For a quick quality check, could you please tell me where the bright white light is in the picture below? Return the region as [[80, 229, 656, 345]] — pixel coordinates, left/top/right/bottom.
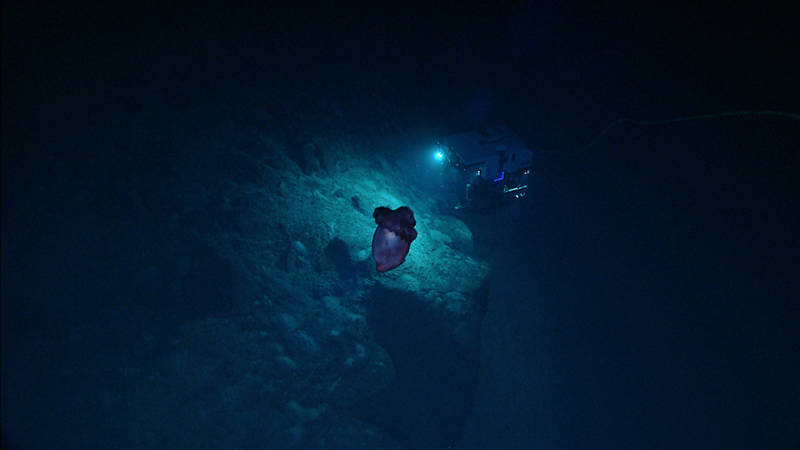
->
[[434, 151, 444, 161]]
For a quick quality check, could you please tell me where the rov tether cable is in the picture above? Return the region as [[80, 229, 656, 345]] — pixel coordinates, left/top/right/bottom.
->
[[539, 110, 800, 157]]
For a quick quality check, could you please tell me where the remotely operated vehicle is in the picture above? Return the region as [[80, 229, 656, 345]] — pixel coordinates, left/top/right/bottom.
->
[[433, 125, 533, 210]]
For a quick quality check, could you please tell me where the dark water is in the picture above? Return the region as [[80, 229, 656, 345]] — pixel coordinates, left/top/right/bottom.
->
[[3, 2, 798, 448]]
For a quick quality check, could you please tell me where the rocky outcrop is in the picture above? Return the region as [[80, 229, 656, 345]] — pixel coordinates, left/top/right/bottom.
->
[[151, 131, 491, 447]]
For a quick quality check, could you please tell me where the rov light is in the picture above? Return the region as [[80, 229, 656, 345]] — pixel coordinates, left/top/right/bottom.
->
[[432, 144, 447, 163], [431, 144, 449, 164]]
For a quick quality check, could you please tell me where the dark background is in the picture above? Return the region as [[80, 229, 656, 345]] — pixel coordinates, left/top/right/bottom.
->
[[3, 1, 799, 448]]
